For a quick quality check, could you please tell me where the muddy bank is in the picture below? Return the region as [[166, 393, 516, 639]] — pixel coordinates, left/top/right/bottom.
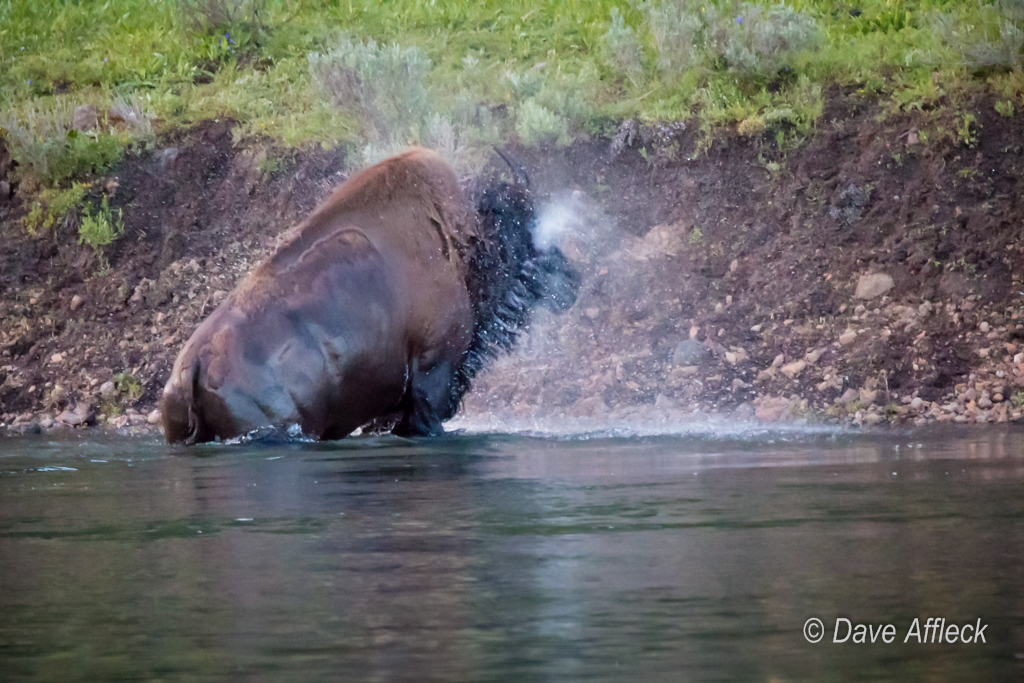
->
[[3, 90, 1024, 435]]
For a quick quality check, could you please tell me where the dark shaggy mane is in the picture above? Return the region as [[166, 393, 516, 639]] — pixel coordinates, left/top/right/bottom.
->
[[444, 178, 579, 417]]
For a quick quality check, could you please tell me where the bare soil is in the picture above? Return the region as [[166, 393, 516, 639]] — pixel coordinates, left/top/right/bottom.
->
[[3, 88, 1024, 434]]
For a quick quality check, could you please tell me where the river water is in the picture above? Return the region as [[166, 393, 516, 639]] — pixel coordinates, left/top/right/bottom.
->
[[1, 425, 1023, 682]]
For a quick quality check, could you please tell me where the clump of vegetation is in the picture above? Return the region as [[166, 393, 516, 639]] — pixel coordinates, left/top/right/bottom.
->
[[23, 182, 88, 235], [0, 98, 134, 186], [113, 371, 143, 403], [178, 0, 266, 34], [0, 99, 74, 181], [515, 100, 570, 147], [78, 195, 124, 255], [704, 1, 823, 81], [964, 0, 1024, 70], [603, 8, 644, 85], [309, 34, 433, 164], [640, 0, 705, 76]]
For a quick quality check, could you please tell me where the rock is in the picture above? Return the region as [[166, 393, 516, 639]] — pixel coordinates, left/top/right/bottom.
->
[[980, 321, 990, 333], [733, 402, 755, 420], [72, 104, 98, 132], [964, 387, 977, 402], [11, 420, 41, 435], [780, 360, 806, 379], [99, 381, 117, 398], [978, 396, 993, 410], [772, 354, 785, 367], [585, 307, 600, 319], [39, 417, 55, 429], [147, 409, 162, 425], [862, 413, 883, 426], [50, 353, 63, 363], [573, 395, 608, 417], [838, 330, 858, 345], [854, 273, 894, 299], [804, 348, 824, 364], [839, 388, 859, 403], [755, 396, 792, 422], [854, 304, 866, 316], [910, 397, 924, 410], [0, 181, 9, 200], [725, 352, 737, 364], [673, 339, 710, 367], [859, 388, 878, 406], [56, 406, 94, 427], [750, 324, 762, 333], [70, 294, 84, 311]]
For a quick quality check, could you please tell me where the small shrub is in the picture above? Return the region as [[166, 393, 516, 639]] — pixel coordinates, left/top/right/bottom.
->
[[515, 99, 569, 147], [79, 195, 124, 253], [109, 94, 156, 143], [1, 99, 130, 184], [308, 34, 432, 149], [964, 0, 1024, 70], [996, 99, 1015, 117], [638, 0, 704, 75], [113, 371, 143, 403], [603, 8, 644, 85], [425, 112, 478, 173], [0, 99, 73, 181], [956, 112, 979, 147], [503, 67, 544, 100], [23, 182, 88, 235], [179, 0, 266, 33], [704, 1, 822, 81], [1012, 391, 1024, 409]]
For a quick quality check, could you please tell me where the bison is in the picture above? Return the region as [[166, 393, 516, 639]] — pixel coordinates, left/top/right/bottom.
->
[[161, 147, 577, 443]]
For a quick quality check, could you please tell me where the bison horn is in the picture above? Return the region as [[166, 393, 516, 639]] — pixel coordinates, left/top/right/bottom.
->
[[493, 147, 530, 189]]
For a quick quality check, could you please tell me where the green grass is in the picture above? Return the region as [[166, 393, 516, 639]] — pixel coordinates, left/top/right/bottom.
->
[[1, 0, 1023, 192]]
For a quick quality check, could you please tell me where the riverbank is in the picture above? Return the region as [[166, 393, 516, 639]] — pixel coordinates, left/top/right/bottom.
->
[[3, 84, 1024, 436]]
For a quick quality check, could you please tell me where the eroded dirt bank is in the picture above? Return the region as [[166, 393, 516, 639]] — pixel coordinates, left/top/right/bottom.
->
[[3, 89, 1024, 436]]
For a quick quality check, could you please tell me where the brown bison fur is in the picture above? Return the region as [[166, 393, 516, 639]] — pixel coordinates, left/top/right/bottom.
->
[[162, 147, 577, 443]]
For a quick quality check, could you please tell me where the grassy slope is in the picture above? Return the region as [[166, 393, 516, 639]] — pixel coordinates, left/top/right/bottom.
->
[[1, 0, 1023, 198]]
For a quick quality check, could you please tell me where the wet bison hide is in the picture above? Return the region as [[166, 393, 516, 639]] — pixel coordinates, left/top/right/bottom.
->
[[162, 147, 577, 443]]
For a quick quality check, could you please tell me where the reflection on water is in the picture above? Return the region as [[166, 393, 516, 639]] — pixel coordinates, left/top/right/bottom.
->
[[2, 426, 1024, 682]]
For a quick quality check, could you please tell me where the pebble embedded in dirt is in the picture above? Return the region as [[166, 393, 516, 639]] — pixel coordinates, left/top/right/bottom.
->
[[854, 273, 895, 300], [672, 339, 710, 367]]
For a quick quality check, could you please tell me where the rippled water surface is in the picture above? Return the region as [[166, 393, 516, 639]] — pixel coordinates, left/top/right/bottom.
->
[[2, 426, 1024, 682]]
